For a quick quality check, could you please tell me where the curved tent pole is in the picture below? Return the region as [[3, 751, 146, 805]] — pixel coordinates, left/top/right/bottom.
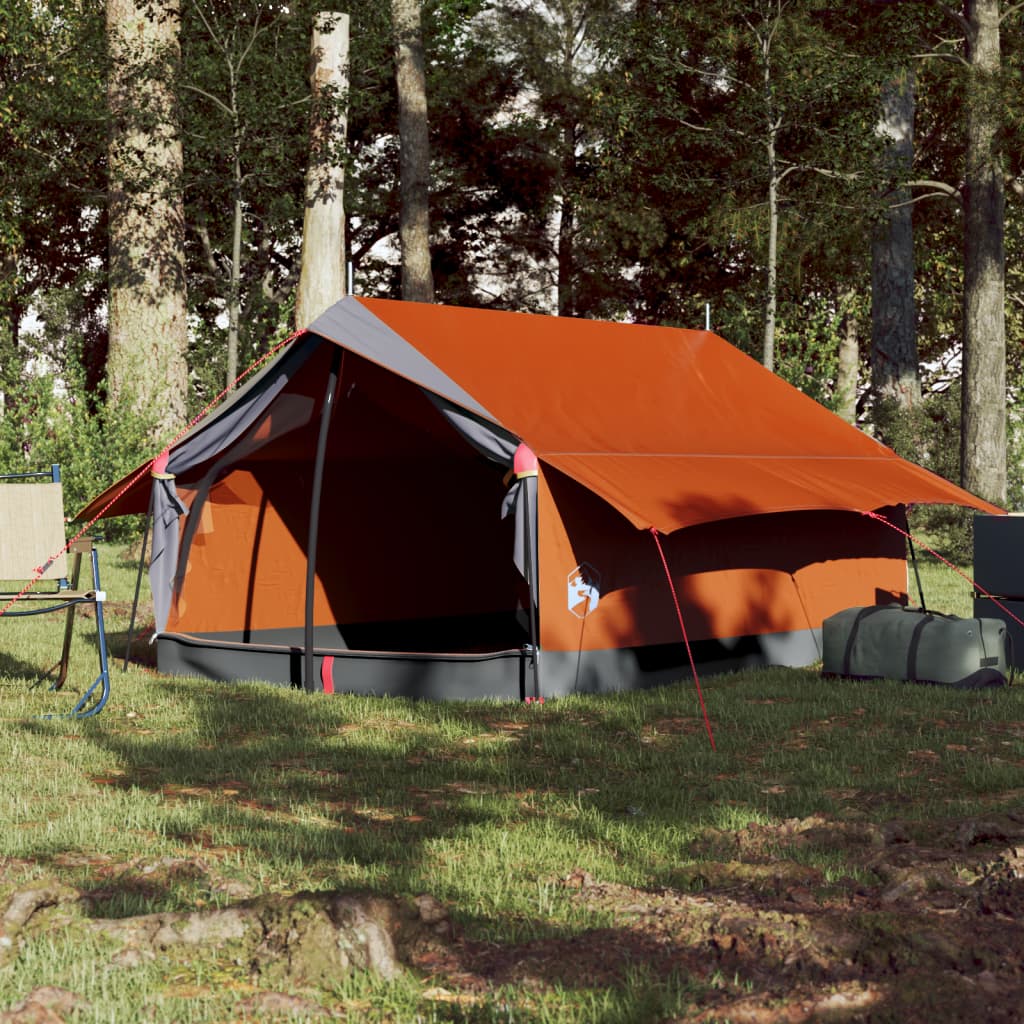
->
[[304, 346, 343, 693]]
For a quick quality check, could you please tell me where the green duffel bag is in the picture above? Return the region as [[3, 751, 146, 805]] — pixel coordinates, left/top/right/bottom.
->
[[822, 605, 1012, 689]]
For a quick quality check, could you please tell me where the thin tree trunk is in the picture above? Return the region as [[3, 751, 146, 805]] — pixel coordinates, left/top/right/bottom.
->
[[228, 143, 243, 386], [870, 68, 921, 421], [296, 11, 350, 330], [106, 0, 189, 445], [764, 136, 779, 372], [836, 291, 860, 425], [759, 8, 779, 373], [392, 0, 433, 302], [557, 123, 576, 318], [960, 0, 1006, 504]]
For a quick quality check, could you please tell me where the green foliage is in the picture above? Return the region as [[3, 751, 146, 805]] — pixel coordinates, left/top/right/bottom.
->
[[0, 296, 150, 537], [2, 0, 1023, 509], [874, 390, 974, 563], [0, 1, 107, 319], [582, 0, 885, 336]]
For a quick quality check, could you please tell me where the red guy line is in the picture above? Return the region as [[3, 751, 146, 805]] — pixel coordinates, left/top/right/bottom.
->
[[862, 510, 1024, 632], [649, 526, 717, 751]]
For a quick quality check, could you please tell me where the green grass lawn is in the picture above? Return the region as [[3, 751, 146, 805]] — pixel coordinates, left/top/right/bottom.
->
[[0, 544, 1021, 1022]]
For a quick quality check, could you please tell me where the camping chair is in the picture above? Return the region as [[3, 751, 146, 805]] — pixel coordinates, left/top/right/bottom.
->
[[0, 465, 111, 717]]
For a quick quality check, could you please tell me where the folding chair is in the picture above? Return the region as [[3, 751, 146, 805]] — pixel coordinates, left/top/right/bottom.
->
[[0, 465, 111, 717]]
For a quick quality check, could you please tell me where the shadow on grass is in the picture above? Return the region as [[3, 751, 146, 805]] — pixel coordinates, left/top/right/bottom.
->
[[12, 672, 1021, 1021], [0, 650, 54, 683]]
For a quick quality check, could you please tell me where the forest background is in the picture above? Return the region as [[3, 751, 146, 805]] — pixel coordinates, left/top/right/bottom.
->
[[1, 0, 1023, 542]]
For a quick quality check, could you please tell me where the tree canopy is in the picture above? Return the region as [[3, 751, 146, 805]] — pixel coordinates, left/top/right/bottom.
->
[[2, 0, 1023, 506]]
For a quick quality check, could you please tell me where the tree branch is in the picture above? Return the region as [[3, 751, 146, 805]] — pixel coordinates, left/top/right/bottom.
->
[[1000, 2, 1024, 24], [906, 179, 962, 199], [912, 48, 968, 66], [180, 83, 233, 119]]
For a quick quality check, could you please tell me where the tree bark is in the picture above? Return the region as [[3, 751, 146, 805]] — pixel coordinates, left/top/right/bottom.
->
[[836, 292, 860, 425], [106, 0, 189, 445], [392, 0, 434, 302], [960, 0, 1006, 504], [757, 9, 780, 373], [870, 69, 921, 420], [557, 121, 576, 318], [764, 128, 779, 372], [296, 12, 350, 330]]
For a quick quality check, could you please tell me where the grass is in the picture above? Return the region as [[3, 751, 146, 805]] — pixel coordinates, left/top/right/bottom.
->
[[0, 544, 1021, 1021]]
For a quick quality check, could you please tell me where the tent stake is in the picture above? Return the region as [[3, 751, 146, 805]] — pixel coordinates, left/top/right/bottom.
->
[[305, 347, 342, 693]]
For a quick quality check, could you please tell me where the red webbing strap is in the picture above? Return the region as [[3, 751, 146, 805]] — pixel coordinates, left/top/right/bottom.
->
[[0, 330, 303, 619], [649, 527, 717, 751], [862, 510, 1024, 632], [321, 655, 335, 695]]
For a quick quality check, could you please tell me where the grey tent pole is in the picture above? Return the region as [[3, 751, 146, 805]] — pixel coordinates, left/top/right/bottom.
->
[[523, 478, 541, 700], [304, 346, 342, 693], [122, 486, 155, 671]]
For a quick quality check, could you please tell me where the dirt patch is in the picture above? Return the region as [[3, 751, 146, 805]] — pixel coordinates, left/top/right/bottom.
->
[[437, 812, 1024, 1021], [3, 814, 1024, 1021]]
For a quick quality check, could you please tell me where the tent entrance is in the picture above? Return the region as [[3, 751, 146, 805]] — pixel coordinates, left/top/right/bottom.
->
[[163, 347, 531, 686]]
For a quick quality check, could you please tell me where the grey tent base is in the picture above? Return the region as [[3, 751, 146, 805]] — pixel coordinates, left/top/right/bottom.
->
[[155, 625, 822, 700]]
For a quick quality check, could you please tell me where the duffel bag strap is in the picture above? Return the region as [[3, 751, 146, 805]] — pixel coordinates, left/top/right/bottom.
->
[[906, 613, 933, 683], [842, 606, 888, 677]]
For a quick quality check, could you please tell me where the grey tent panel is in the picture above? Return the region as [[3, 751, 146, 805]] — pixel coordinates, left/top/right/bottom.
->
[[308, 297, 499, 424], [150, 340, 319, 632], [155, 625, 821, 700]]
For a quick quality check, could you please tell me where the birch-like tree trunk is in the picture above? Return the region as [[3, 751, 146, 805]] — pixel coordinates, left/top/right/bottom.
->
[[835, 291, 860, 425], [763, 123, 779, 372], [392, 0, 434, 302], [756, 6, 780, 373], [296, 12, 350, 330], [960, 0, 1006, 504], [106, 0, 189, 445], [870, 69, 921, 419], [556, 121, 576, 317]]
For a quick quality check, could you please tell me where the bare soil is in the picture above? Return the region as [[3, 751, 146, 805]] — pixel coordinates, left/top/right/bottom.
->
[[432, 811, 1024, 1022], [2, 811, 1023, 1022]]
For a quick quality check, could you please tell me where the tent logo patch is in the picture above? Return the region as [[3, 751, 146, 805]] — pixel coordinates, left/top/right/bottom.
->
[[567, 563, 601, 619]]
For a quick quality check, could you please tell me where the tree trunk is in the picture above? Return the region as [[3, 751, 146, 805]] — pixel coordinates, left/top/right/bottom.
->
[[759, 11, 779, 373], [870, 68, 921, 423], [296, 12, 350, 330], [392, 0, 433, 302], [106, 0, 189, 446], [557, 122, 576, 318], [763, 138, 779, 372], [960, 0, 1006, 504], [227, 145, 243, 386], [836, 292, 860, 425]]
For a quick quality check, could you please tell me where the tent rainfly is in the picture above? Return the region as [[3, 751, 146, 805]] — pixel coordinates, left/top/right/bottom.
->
[[79, 297, 1003, 700]]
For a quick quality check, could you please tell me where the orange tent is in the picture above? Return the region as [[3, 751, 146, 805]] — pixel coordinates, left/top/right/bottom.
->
[[81, 297, 1001, 699]]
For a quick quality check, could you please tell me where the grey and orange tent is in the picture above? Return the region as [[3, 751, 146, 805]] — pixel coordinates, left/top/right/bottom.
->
[[79, 297, 1002, 700]]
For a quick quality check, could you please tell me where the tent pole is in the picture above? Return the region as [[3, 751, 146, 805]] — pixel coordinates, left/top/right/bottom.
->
[[304, 347, 342, 693], [523, 479, 541, 700], [908, 535, 928, 614], [122, 487, 154, 672]]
